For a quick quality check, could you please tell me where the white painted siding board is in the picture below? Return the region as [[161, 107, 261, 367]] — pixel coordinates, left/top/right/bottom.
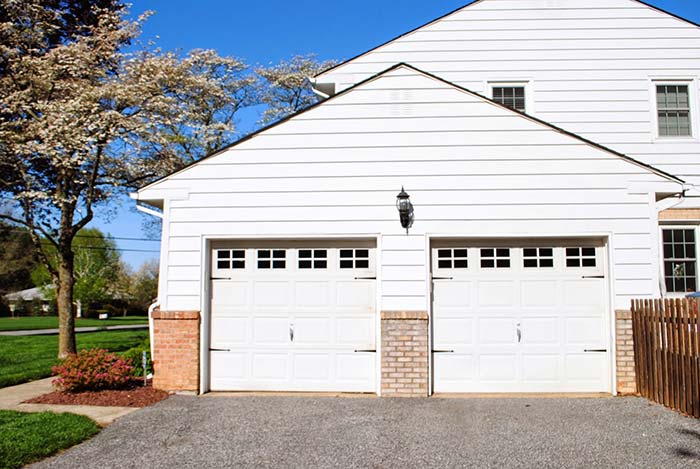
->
[[168, 205, 652, 223], [167, 161, 655, 180], [175, 190, 642, 208], [382, 250, 426, 266]]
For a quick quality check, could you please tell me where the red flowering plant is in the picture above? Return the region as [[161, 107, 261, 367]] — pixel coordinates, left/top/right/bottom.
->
[[51, 348, 135, 392]]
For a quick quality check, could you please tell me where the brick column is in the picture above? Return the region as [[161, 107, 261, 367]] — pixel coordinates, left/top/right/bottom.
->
[[615, 309, 636, 395], [380, 311, 429, 397], [152, 310, 200, 392]]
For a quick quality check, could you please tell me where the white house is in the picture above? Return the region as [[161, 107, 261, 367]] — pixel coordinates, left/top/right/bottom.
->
[[133, 0, 700, 397]]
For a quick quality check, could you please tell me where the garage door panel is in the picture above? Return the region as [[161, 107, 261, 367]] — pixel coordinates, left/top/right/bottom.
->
[[293, 354, 331, 380], [210, 352, 248, 382], [211, 317, 248, 346], [336, 316, 374, 345], [565, 354, 607, 382], [294, 282, 330, 307], [565, 317, 605, 344], [210, 242, 377, 393], [434, 318, 473, 346], [212, 281, 248, 308], [479, 355, 517, 381], [293, 317, 331, 344], [563, 280, 604, 308], [521, 317, 560, 345], [252, 353, 289, 380], [434, 354, 474, 390], [336, 281, 374, 309], [478, 281, 516, 306], [433, 281, 471, 307], [522, 355, 560, 381], [479, 318, 517, 344], [253, 282, 290, 307], [336, 354, 375, 383], [520, 281, 557, 307], [253, 317, 290, 344], [432, 242, 610, 393]]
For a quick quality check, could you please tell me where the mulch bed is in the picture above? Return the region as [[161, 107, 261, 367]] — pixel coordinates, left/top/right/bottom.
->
[[24, 379, 170, 408]]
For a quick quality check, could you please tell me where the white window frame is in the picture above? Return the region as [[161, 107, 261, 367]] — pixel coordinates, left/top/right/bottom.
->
[[487, 80, 533, 114], [659, 225, 699, 297], [649, 78, 699, 142]]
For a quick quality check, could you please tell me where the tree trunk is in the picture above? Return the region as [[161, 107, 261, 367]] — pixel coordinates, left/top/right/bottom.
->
[[56, 249, 76, 358]]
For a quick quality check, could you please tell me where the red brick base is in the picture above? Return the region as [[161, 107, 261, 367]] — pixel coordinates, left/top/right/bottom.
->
[[616, 309, 636, 395], [152, 310, 200, 392], [380, 311, 429, 397]]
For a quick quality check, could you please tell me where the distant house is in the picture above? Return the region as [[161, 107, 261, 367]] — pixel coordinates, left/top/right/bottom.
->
[[132, 0, 700, 397], [4, 287, 52, 315]]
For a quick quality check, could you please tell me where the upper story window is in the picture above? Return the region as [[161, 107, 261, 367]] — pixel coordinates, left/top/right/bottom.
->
[[657, 84, 691, 137], [492, 86, 526, 112]]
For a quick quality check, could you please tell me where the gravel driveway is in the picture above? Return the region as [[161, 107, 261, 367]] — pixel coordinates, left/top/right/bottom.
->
[[33, 395, 700, 468]]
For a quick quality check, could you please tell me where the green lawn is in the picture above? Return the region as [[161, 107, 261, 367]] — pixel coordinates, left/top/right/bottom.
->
[[0, 410, 99, 468], [0, 329, 149, 389], [0, 316, 147, 331]]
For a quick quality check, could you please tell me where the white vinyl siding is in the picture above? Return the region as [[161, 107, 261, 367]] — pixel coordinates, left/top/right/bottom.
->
[[140, 66, 675, 312], [314, 0, 700, 182]]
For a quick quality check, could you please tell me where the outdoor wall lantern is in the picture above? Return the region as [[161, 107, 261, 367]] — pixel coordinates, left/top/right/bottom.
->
[[396, 186, 414, 233]]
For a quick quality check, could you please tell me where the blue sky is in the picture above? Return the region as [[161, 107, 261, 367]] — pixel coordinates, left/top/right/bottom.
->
[[95, 0, 700, 268]]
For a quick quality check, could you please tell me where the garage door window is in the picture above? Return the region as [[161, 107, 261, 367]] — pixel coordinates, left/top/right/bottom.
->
[[437, 248, 468, 269], [523, 248, 554, 268], [565, 247, 596, 267], [480, 248, 510, 268], [216, 249, 245, 269], [257, 249, 286, 269], [662, 228, 697, 293], [339, 249, 369, 269], [299, 249, 328, 269]]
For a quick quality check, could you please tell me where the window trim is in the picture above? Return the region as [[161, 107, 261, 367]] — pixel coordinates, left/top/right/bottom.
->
[[487, 80, 533, 114], [650, 78, 698, 142], [660, 225, 699, 296]]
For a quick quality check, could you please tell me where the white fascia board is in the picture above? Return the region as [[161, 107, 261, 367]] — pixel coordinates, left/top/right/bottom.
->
[[626, 180, 685, 195]]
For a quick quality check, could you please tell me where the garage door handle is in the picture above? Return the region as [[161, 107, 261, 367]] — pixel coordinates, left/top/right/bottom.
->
[[432, 276, 453, 280], [433, 350, 454, 353], [581, 275, 604, 279], [354, 349, 376, 353], [209, 348, 230, 352], [584, 349, 607, 353], [354, 276, 376, 280]]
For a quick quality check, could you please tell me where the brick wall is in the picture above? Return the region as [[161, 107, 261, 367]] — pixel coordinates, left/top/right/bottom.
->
[[380, 311, 429, 397], [152, 310, 200, 392], [615, 309, 636, 395], [658, 208, 700, 220]]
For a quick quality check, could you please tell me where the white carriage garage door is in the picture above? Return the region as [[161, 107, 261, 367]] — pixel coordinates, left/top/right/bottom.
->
[[209, 240, 377, 392], [432, 239, 611, 393]]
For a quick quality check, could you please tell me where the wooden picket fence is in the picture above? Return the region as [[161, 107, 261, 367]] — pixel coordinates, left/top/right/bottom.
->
[[630, 299, 700, 418]]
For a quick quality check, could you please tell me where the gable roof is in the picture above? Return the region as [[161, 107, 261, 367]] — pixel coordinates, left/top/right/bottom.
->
[[313, 0, 700, 83], [137, 62, 683, 196]]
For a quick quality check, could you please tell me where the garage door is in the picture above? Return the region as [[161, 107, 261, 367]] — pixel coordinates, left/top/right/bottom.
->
[[432, 240, 610, 393], [209, 240, 376, 392]]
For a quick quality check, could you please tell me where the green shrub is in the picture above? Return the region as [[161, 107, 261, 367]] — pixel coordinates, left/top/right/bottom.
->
[[51, 348, 134, 392], [121, 338, 152, 377]]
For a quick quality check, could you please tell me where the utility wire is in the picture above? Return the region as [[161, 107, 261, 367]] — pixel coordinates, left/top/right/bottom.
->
[[7, 229, 160, 242]]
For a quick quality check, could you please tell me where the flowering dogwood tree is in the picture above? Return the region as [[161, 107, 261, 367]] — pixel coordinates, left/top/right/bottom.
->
[[257, 54, 338, 125], [0, 1, 258, 357]]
